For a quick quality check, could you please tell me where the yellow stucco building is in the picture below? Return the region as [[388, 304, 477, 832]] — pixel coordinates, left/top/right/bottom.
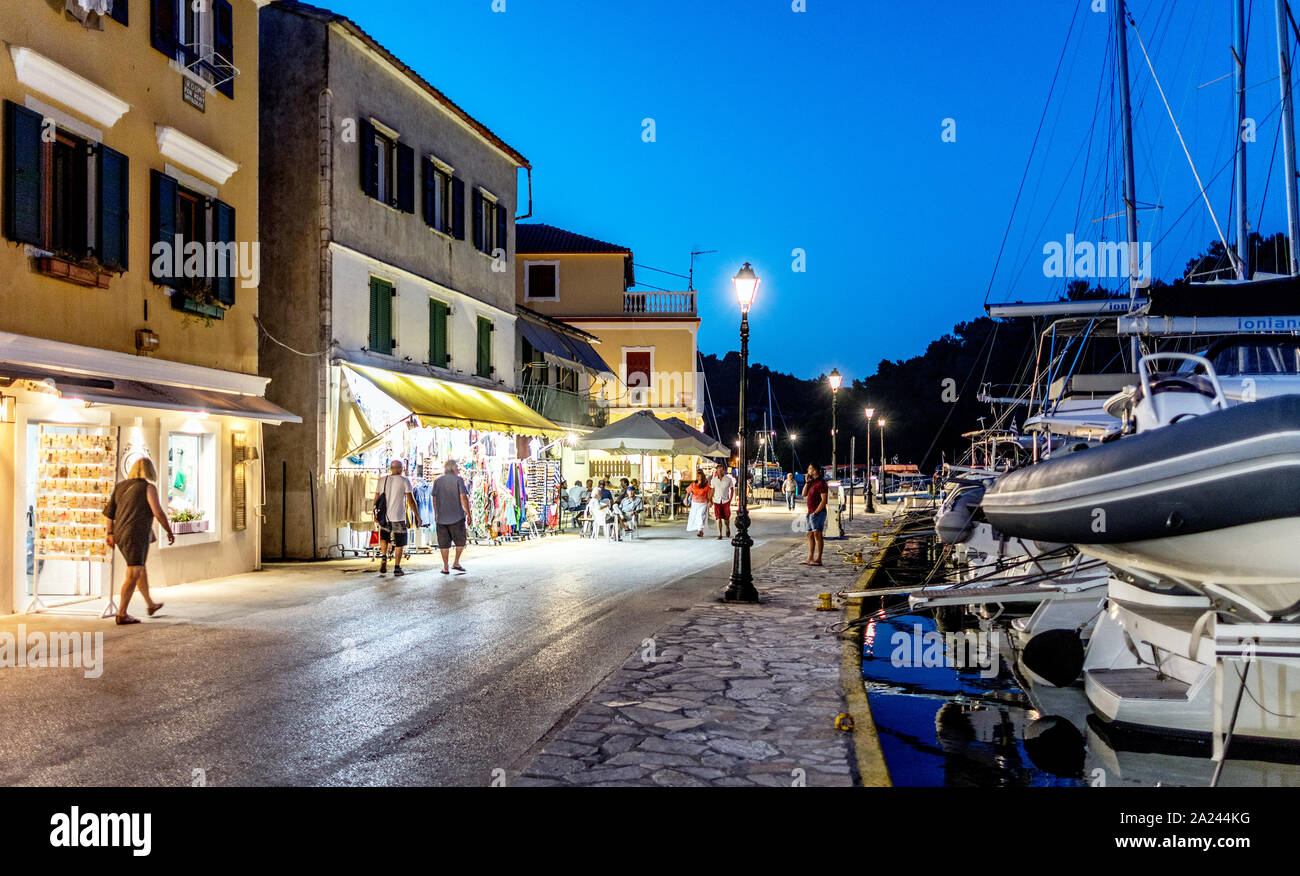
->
[[0, 0, 296, 616]]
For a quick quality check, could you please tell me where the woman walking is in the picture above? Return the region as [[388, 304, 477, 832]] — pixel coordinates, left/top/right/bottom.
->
[[103, 457, 174, 624], [685, 468, 712, 538]]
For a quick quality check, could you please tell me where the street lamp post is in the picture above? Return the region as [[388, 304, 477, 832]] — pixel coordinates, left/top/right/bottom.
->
[[864, 407, 875, 513], [725, 263, 760, 603], [828, 368, 842, 481], [878, 418, 888, 505]]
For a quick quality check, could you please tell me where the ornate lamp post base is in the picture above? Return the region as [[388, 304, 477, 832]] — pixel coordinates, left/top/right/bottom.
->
[[723, 508, 758, 602]]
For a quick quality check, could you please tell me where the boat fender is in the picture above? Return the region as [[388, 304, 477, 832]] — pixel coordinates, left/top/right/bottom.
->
[[1023, 716, 1086, 778], [1021, 628, 1085, 688]]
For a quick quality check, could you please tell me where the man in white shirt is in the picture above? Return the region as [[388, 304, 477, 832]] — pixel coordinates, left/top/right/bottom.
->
[[375, 459, 422, 576], [709, 463, 735, 540]]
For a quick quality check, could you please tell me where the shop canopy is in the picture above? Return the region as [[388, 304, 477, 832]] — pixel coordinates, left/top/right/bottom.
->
[[517, 319, 611, 375], [576, 410, 728, 457], [333, 379, 378, 462], [343, 363, 567, 439], [0, 362, 301, 423]]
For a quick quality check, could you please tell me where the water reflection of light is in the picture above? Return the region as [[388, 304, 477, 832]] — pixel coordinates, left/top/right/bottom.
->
[[862, 607, 886, 652]]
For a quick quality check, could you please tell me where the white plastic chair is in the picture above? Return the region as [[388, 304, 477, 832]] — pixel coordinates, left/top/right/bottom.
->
[[587, 498, 615, 541]]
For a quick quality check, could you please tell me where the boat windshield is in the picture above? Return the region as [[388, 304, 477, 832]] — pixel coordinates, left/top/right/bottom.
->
[[1197, 340, 1300, 376]]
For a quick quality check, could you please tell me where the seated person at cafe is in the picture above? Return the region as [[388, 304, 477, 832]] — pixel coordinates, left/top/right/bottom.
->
[[615, 486, 644, 533]]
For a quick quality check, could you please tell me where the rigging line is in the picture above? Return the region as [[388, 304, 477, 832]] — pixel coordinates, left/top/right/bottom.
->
[[915, 321, 999, 471], [630, 280, 675, 293], [1128, 10, 1240, 274], [981, 0, 1085, 307]]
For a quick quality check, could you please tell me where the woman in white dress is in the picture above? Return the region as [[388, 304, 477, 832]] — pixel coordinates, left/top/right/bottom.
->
[[685, 469, 711, 537]]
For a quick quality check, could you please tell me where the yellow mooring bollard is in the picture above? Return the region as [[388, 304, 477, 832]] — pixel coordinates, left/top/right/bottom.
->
[[834, 713, 855, 731], [871, 532, 880, 544], [815, 592, 835, 611]]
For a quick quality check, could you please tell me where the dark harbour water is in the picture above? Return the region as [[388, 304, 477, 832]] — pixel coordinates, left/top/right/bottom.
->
[[861, 610, 1300, 788]]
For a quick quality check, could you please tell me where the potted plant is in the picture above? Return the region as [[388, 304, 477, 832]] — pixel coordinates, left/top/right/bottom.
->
[[168, 507, 209, 534]]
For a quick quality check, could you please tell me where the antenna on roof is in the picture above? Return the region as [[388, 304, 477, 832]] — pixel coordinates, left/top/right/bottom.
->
[[688, 250, 717, 291]]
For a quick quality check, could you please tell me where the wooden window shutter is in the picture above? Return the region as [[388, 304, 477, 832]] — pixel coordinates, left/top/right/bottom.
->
[[476, 317, 492, 378], [421, 159, 435, 228], [429, 299, 448, 366], [395, 142, 415, 213], [109, 0, 128, 25], [359, 119, 378, 198], [212, 198, 236, 306], [495, 202, 507, 257], [451, 177, 465, 240], [369, 277, 393, 354], [149, 169, 178, 286], [3, 101, 44, 247], [150, 0, 178, 56], [214, 0, 234, 98], [471, 190, 483, 252], [96, 144, 129, 271]]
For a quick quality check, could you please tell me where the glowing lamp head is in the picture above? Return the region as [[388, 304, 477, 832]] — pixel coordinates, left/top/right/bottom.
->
[[732, 262, 759, 313], [865, 407, 875, 420], [828, 368, 842, 393]]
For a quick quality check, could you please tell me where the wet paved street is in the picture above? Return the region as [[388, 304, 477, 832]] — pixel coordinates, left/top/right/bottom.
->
[[0, 508, 801, 786]]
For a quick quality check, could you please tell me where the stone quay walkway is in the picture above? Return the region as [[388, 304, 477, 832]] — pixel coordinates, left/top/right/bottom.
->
[[513, 507, 892, 787]]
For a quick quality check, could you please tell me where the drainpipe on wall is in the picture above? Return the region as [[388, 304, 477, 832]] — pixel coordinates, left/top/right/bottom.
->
[[317, 86, 334, 560]]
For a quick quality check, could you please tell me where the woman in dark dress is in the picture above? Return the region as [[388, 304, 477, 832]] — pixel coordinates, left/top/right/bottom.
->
[[103, 457, 174, 625]]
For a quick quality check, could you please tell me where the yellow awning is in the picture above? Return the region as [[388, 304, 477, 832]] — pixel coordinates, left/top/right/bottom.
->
[[343, 363, 567, 439], [333, 379, 379, 463]]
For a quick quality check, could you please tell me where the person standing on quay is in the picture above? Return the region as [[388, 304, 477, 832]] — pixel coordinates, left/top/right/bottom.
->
[[709, 462, 735, 540], [802, 463, 829, 567], [782, 472, 797, 510], [685, 469, 712, 538], [430, 459, 472, 574], [103, 457, 173, 624]]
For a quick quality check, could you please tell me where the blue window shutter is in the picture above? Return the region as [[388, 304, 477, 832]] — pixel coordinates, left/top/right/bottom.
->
[[214, 0, 234, 98], [109, 0, 128, 25], [496, 202, 507, 257], [150, 169, 177, 286], [451, 177, 465, 240], [151, 0, 178, 56], [395, 142, 414, 213], [212, 198, 236, 306], [359, 119, 378, 198], [3, 100, 43, 247], [421, 159, 434, 227], [96, 145, 129, 271], [471, 189, 483, 252]]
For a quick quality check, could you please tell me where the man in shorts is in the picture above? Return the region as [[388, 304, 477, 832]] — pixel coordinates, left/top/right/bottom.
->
[[709, 463, 735, 540], [432, 459, 473, 574], [803, 463, 829, 567], [377, 460, 422, 576]]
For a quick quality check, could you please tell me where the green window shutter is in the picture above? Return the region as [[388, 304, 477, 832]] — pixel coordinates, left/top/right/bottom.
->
[[421, 159, 435, 227], [212, 198, 235, 305], [149, 169, 177, 286], [495, 202, 507, 257], [96, 144, 129, 271], [359, 119, 378, 199], [471, 189, 483, 252], [369, 277, 393, 354], [429, 299, 448, 366], [4, 100, 44, 247], [451, 177, 465, 240], [395, 142, 415, 213], [476, 317, 492, 378]]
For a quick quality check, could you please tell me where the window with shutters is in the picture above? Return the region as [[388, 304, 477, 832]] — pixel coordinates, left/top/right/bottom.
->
[[423, 158, 454, 235], [149, 169, 237, 315], [625, 349, 653, 406], [476, 316, 494, 379], [521, 337, 547, 388], [3, 101, 130, 282], [360, 121, 414, 213], [473, 188, 503, 256], [428, 298, 449, 367], [524, 261, 558, 301], [369, 277, 395, 355], [152, 0, 237, 98]]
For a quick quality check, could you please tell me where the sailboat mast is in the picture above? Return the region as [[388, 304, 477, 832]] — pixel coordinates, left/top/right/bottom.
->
[[1236, 0, 1251, 280], [1277, 0, 1300, 274], [1116, 0, 1141, 302]]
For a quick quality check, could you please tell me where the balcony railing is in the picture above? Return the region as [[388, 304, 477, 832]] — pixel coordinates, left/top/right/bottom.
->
[[623, 291, 696, 316], [520, 384, 608, 429]]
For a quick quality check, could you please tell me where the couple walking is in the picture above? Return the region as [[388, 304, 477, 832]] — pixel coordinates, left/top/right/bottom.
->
[[375, 459, 472, 576], [685, 463, 735, 540]]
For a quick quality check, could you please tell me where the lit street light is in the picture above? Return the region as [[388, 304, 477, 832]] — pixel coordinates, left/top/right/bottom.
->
[[828, 367, 842, 481], [864, 407, 875, 513], [877, 417, 888, 504], [724, 263, 760, 603]]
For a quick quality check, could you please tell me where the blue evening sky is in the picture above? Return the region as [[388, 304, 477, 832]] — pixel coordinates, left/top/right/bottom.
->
[[320, 0, 1285, 381]]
